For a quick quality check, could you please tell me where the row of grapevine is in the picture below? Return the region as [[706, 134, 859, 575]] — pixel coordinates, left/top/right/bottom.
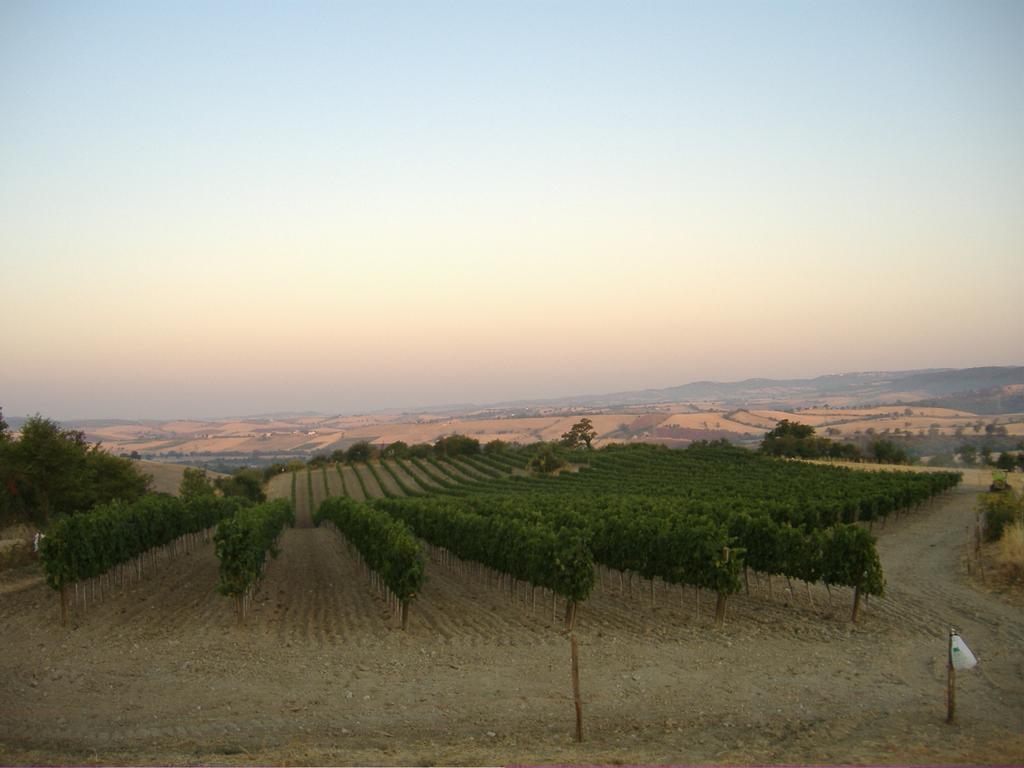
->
[[434, 444, 961, 533], [377, 490, 886, 624], [213, 498, 294, 623], [378, 460, 424, 497], [372, 497, 594, 628], [315, 496, 425, 628], [40, 494, 245, 624]]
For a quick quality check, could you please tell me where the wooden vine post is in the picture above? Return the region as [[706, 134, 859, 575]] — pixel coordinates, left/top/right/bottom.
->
[[851, 584, 862, 623], [944, 626, 977, 724], [401, 600, 410, 630], [570, 633, 583, 743], [946, 627, 956, 724], [714, 546, 730, 628], [60, 585, 69, 626]]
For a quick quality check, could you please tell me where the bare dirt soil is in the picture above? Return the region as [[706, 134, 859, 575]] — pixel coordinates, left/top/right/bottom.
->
[[1, 486, 1022, 765]]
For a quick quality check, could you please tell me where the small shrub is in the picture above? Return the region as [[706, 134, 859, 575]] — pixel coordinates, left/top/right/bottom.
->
[[980, 490, 1022, 542]]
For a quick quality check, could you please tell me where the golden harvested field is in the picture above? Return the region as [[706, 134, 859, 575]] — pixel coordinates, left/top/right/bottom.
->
[[136, 461, 227, 495], [660, 412, 760, 434], [75, 404, 1024, 460], [800, 406, 978, 419]]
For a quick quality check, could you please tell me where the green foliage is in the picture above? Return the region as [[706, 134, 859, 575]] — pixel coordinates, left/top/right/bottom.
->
[[365, 461, 398, 498], [345, 441, 376, 463], [40, 494, 243, 590], [307, 453, 330, 468], [382, 441, 411, 459], [560, 418, 597, 449], [260, 462, 291, 483], [483, 439, 511, 455], [979, 489, 1023, 542], [820, 525, 885, 596], [214, 468, 266, 503], [434, 434, 481, 458], [373, 496, 595, 602], [408, 443, 433, 458], [351, 463, 372, 498], [527, 446, 565, 474], [995, 452, 1019, 471], [408, 442, 958, 598], [869, 439, 912, 465], [213, 499, 294, 597], [0, 415, 150, 525], [760, 419, 862, 460], [179, 467, 215, 501], [315, 497, 425, 601], [765, 420, 816, 441], [378, 459, 422, 496], [958, 444, 978, 466]]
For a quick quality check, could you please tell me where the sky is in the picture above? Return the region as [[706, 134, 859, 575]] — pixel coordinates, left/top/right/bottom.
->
[[2, 1, 1022, 420]]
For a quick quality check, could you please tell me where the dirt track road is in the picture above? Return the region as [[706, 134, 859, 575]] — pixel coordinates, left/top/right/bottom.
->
[[1, 485, 1021, 765]]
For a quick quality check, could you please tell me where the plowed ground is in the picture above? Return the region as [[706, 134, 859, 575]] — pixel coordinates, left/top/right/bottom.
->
[[1, 486, 1022, 765]]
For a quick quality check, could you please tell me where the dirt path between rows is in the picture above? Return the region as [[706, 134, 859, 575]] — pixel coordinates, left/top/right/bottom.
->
[[1, 487, 1021, 765]]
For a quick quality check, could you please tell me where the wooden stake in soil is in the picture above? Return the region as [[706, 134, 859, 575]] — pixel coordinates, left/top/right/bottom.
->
[[60, 585, 69, 626], [946, 627, 956, 724], [851, 584, 862, 624], [570, 633, 583, 743]]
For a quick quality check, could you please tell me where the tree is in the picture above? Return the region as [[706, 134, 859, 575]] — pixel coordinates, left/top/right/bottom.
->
[[980, 445, 995, 466], [382, 441, 410, 459], [345, 441, 375, 463], [995, 452, 1018, 471], [958, 444, 978, 467], [869, 439, 911, 465], [527, 446, 566, 474], [180, 467, 215, 500], [307, 453, 330, 468], [0, 415, 149, 524], [214, 468, 266, 503], [434, 434, 480, 457], [560, 418, 597, 450]]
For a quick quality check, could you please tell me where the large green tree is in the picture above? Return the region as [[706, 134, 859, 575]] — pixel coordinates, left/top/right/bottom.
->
[[433, 434, 480, 457], [561, 418, 597, 449], [214, 468, 266, 503], [0, 415, 150, 524], [179, 467, 216, 500]]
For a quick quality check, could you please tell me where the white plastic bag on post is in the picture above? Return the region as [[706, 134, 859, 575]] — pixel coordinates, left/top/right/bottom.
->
[[951, 634, 977, 670]]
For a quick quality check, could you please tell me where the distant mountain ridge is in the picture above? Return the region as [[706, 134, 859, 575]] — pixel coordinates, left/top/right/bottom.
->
[[6, 366, 1022, 426], [490, 366, 1024, 410]]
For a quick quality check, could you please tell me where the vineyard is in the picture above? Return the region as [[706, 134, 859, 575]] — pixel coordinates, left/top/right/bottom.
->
[[258, 443, 960, 631], [11, 444, 1024, 765], [35, 444, 960, 633]]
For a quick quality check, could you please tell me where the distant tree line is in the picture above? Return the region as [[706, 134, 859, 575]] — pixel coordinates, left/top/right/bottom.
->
[[303, 434, 489, 469], [759, 420, 912, 465]]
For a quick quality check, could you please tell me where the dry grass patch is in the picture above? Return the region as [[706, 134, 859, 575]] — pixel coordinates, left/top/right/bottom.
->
[[996, 523, 1024, 582]]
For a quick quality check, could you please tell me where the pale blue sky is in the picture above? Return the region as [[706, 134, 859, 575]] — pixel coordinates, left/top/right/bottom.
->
[[2, 1, 1022, 418]]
